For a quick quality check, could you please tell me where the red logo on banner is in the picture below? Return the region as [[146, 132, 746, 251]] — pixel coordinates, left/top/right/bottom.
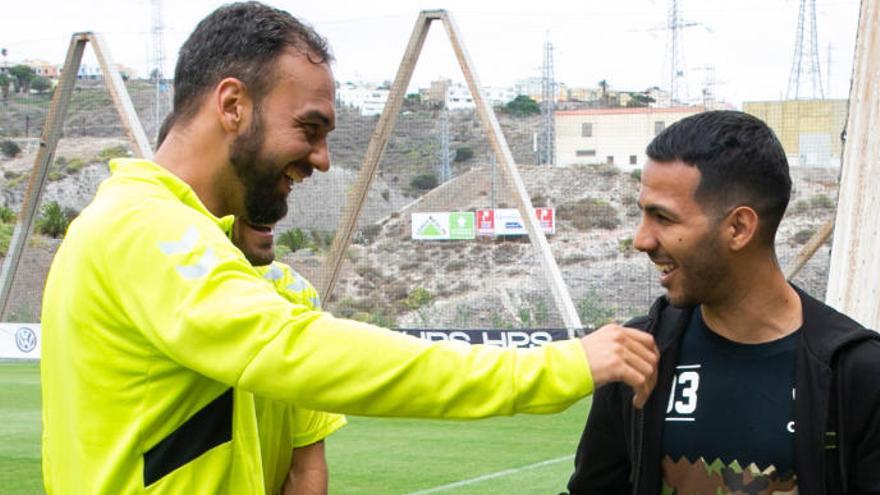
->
[[535, 208, 555, 234], [476, 209, 495, 236]]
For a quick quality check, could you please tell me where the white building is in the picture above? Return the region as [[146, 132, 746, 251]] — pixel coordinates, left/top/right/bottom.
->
[[555, 106, 704, 168], [445, 82, 474, 110], [336, 82, 390, 116], [483, 86, 517, 107]]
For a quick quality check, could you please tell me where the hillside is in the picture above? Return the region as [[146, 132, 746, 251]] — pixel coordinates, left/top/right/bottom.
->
[[0, 105, 838, 328]]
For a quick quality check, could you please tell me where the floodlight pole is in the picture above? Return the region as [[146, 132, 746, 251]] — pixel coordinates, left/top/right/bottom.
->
[[0, 33, 152, 320]]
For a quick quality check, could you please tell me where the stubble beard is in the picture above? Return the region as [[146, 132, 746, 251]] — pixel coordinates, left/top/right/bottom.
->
[[667, 229, 728, 308]]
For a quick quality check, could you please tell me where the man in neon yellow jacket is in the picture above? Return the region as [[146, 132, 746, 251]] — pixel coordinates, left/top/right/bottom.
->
[[41, 3, 659, 494], [233, 216, 344, 494]]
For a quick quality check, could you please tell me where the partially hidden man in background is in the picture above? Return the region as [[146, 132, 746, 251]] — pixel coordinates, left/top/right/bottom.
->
[[40, 2, 660, 493], [565, 111, 880, 495], [237, 216, 345, 495]]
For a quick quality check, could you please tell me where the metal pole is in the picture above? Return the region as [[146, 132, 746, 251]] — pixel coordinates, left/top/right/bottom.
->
[[0, 34, 88, 319], [440, 12, 582, 333], [318, 11, 441, 302]]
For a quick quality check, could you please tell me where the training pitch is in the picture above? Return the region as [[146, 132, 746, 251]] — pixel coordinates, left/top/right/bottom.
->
[[0, 361, 590, 494]]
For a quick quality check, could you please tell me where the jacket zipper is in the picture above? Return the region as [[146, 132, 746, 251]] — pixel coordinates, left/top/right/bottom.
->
[[632, 407, 645, 494]]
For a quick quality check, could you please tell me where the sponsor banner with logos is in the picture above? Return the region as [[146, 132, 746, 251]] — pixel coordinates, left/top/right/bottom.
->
[[475, 208, 555, 236], [396, 328, 569, 348], [0, 324, 41, 359], [411, 212, 475, 240]]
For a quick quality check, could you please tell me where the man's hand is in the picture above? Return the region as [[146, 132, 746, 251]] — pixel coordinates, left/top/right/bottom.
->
[[579, 324, 659, 409]]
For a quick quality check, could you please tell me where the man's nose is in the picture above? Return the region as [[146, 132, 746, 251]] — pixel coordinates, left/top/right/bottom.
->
[[633, 218, 656, 253], [310, 139, 330, 172]]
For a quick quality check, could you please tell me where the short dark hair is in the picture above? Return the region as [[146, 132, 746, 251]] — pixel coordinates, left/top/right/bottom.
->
[[646, 110, 791, 245], [172, 1, 333, 124]]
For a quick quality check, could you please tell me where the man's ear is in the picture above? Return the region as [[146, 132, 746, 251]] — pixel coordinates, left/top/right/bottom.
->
[[214, 77, 252, 134], [724, 205, 759, 252]]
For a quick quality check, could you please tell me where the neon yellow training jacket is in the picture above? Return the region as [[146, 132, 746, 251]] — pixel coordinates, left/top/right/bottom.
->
[[41, 159, 594, 494], [253, 261, 345, 494]]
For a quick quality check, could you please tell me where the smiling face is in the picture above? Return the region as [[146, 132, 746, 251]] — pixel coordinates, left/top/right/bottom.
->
[[635, 159, 730, 307], [229, 49, 335, 226], [231, 216, 276, 267]]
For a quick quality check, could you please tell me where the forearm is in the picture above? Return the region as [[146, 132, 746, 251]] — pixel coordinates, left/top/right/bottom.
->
[[283, 441, 328, 495], [239, 316, 593, 418]]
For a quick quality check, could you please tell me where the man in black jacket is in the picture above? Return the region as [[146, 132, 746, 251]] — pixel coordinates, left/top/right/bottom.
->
[[567, 111, 880, 494]]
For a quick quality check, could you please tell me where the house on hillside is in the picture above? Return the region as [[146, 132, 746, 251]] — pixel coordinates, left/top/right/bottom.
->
[[21, 59, 59, 78], [555, 106, 704, 168], [336, 81, 390, 116]]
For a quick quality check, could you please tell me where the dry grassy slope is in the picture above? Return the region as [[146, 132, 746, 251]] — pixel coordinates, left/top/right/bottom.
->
[[319, 165, 839, 329]]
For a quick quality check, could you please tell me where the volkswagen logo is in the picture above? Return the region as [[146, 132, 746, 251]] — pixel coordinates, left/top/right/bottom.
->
[[15, 327, 37, 353]]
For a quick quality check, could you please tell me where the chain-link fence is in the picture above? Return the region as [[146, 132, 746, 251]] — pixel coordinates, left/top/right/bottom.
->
[[0, 7, 851, 330]]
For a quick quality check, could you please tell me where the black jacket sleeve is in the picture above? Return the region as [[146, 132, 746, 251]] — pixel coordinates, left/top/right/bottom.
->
[[567, 382, 632, 494], [842, 339, 880, 493]]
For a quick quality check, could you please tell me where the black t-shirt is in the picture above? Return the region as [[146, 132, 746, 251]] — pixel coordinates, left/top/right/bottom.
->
[[661, 308, 800, 494]]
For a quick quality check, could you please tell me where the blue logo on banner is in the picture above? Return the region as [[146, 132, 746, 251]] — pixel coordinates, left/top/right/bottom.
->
[[15, 327, 37, 353]]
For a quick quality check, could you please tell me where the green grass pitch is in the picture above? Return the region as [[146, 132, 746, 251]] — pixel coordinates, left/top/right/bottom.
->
[[0, 361, 591, 494]]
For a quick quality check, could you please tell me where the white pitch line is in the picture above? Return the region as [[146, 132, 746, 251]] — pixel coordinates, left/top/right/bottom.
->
[[402, 454, 575, 495]]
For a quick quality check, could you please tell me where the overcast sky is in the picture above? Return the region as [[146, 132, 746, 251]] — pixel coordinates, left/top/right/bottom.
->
[[0, 0, 863, 106]]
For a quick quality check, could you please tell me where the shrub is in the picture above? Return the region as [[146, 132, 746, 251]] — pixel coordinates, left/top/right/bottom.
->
[[277, 228, 308, 253], [96, 145, 131, 163], [530, 193, 548, 207], [65, 158, 88, 174], [810, 194, 835, 209], [404, 287, 433, 310], [0, 205, 15, 223], [517, 307, 532, 328], [503, 95, 540, 117], [578, 290, 614, 330], [309, 230, 335, 252], [793, 228, 815, 245], [0, 223, 13, 255], [791, 199, 810, 214], [446, 259, 467, 272], [557, 198, 620, 231], [1, 140, 21, 158], [35, 201, 76, 238], [273, 244, 291, 259], [410, 173, 438, 190], [629, 168, 642, 181], [454, 146, 474, 162], [369, 310, 397, 328], [618, 237, 634, 253]]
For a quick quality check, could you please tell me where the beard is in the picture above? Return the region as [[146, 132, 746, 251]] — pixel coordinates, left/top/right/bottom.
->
[[229, 110, 289, 225], [666, 228, 729, 308]]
